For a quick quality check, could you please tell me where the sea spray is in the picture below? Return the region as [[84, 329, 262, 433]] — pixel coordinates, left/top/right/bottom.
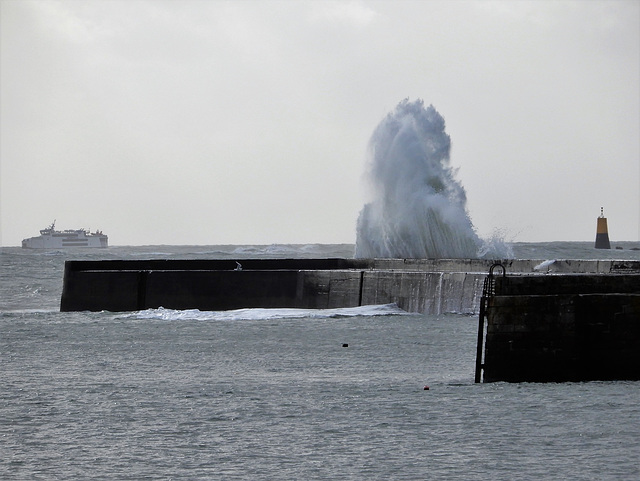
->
[[356, 99, 483, 258]]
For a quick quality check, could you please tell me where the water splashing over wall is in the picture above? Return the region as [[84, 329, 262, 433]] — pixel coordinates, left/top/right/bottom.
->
[[356, 99, 490, 258]]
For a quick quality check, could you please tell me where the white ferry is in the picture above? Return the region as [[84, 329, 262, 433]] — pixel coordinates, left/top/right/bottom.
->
[[22, 221, 108, 249]]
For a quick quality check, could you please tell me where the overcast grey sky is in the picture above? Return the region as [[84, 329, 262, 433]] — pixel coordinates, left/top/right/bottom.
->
[[1, 0, 638, 246]]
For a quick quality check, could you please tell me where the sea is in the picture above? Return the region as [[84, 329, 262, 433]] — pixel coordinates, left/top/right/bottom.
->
[[1, 242, 639, 480]]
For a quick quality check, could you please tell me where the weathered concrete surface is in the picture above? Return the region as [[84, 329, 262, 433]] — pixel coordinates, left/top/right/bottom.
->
[[60, 258, 640, 313], [59, 258, 500, 313], [482, 274, 640, 382]]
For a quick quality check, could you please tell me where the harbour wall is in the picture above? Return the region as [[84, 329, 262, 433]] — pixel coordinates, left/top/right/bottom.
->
[[481, 273, 640, 382], [60, 258, 640, 314]]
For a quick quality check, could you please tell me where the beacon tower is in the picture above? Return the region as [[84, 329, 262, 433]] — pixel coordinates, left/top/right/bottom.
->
[[595, 207, 611, 249]]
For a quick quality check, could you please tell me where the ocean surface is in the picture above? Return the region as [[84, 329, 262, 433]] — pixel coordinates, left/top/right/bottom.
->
[[1, 242, 639, 480]]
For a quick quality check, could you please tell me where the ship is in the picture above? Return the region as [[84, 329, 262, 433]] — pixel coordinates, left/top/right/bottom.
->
[[22, 221, 108, 249]]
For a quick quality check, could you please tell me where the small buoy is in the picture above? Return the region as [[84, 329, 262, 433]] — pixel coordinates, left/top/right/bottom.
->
[[342, 343, 349, 348], [423, 385, 430, 390]]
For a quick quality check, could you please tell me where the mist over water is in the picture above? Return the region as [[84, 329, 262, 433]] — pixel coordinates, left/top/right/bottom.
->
[[356, 99, 510, 259]]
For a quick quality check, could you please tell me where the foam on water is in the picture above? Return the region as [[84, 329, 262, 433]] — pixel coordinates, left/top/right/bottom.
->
[[122, 303, 408, 322], [356, 99, 511, 259]]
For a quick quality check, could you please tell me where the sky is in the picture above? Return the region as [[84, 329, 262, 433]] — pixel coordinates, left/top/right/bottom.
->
[[1, 0, 639, 246]]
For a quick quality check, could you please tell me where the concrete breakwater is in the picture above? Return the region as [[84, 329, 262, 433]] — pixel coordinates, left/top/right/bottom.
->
[[60, 258, 640, 314], [481, 272, 640, 382]]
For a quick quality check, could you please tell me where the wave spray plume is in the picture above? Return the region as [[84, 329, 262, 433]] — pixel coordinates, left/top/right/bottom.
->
[[356, 99, 484, 259]]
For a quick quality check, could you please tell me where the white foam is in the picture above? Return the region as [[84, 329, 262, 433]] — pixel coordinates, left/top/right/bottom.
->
[[122, 303, 408, 322], [1, 308, 58, 314]]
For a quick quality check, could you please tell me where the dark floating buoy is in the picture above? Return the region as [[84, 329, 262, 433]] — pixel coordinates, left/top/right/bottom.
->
[[423, 385, 430, 390], [342, 343, 349, 348], [595, 207, 611, 249]]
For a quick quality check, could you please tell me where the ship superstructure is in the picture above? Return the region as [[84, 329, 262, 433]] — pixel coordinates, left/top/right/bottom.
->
[[22, 221, 108, 248]]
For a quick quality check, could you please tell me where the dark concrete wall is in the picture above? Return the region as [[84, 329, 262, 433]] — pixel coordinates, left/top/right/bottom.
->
[[60, 261, 489, 314], [61, 267, 346, 312], [494, 273, 640, 296], [60, 258, 640, 314], [482, 274, 640, 382]]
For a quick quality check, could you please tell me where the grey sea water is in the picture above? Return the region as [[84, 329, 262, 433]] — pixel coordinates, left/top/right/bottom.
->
[[1, 243, 639, 480]]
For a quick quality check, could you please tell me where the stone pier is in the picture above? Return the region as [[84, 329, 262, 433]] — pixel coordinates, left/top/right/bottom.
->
[[61, 258, 497, 314], [481, 273, 640, 382], [61, 257, 639, 315]]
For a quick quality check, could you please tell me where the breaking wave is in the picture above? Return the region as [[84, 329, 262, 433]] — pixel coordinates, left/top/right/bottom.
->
[[355, 98, 511, 259]]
